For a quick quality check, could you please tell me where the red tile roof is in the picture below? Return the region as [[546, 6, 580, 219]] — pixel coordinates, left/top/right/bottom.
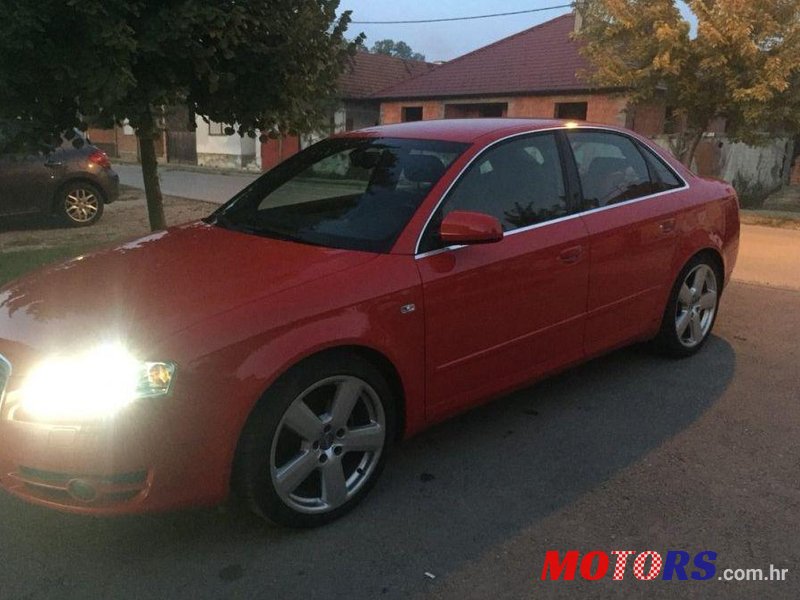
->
[[373, 13, 596, 99], [338, 51, 435, 99]]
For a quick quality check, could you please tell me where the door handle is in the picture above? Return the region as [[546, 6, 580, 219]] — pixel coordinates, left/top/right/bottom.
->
[[558, 246, 583, 264], [659, 218, 677, 234], [44, 160, 64, 168]]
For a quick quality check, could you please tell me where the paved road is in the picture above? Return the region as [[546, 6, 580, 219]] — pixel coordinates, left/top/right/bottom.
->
[[733, 225, 800, 290], [115, 164, 257, 204], [0, 281, 798, 600]]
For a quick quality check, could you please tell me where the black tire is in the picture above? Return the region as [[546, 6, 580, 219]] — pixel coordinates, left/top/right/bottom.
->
[[56, 181, 104, 227], [233, 352, 396, 528], [652, 253, 723, 358]]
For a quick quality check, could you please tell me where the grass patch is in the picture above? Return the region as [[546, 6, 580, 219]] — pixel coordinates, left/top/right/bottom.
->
[[0, 245, 98, 287]]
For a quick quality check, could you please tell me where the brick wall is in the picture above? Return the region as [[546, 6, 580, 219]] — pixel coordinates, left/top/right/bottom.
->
[[379, 93, 664, 136], [380, 101, 444, 124], [86, 125, 167, 161], [791, 158, 800, 186]]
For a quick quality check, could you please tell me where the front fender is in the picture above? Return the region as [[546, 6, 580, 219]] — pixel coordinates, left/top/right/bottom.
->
[[157, 255, 425, 499]]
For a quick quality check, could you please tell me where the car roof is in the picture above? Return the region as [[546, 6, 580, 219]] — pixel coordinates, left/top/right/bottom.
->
[[340, 118, 578, 143]]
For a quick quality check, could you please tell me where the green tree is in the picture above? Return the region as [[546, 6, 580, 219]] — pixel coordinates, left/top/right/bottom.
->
[[0, 0, 361, 230], [576, 0, 800, 166], [370, 39, 426, 61]]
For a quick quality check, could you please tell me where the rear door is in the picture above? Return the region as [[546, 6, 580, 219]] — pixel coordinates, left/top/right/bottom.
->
[[416, 132, 590, 420], [564, 129, 688, 355]]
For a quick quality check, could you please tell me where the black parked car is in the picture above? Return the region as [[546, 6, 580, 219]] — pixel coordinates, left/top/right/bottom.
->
[[0, 136, 119, 227]]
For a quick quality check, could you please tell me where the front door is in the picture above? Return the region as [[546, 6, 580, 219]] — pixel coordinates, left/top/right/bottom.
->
[[416, 132, 590, 420]]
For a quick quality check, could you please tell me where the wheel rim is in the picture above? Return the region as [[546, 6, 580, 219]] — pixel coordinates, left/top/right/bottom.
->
[[675, 264, 718, 348], [270, 375, 386, 514], [64, 188, 99, 223]]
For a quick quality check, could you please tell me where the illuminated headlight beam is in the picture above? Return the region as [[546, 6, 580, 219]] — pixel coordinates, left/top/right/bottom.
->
[[19, 343, 175, 421]]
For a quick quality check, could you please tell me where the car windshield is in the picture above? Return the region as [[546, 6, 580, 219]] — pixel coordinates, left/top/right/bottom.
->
[[213, 137, 468, 253]]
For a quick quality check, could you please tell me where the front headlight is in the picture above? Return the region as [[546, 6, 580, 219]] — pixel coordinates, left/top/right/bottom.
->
[[19, 343, 176, 421]]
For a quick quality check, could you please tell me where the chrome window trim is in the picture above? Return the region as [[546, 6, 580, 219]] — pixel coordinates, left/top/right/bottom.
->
[[413, 125, 690, 259]]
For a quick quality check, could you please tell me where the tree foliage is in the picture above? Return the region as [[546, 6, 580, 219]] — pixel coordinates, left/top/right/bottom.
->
[[0, 0, 362, 229], [576, 0, 800, 165], [370, 39, 426, 61]]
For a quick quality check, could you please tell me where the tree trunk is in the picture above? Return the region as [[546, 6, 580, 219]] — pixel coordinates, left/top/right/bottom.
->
[[136, 114, 167, 231], [681, 131, 704, 171]]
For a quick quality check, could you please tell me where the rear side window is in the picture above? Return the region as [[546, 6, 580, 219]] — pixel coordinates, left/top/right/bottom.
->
[[637, 143, 684, 192], [567, 131, 657, 209]]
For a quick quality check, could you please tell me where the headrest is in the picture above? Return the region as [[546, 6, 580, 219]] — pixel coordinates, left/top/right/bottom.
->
[[588, 156, 629, 175], [403, 154, 446, 183]]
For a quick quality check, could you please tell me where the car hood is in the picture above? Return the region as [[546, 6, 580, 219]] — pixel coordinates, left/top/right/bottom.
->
[[0, 221, 376, 361]]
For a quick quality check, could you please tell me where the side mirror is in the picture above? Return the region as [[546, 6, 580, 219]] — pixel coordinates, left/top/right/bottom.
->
[[440, 210, 504, 245]]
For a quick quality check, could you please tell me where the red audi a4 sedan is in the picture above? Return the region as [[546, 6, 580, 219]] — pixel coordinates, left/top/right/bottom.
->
[[0, 119, 739, 527]]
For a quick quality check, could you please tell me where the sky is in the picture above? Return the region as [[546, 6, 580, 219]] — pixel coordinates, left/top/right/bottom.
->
[[337, 1, 695, 62]]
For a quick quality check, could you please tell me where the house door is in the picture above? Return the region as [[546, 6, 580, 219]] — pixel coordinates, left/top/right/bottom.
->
[[261, 135, 301, 171], [167, 131, 198, 165]]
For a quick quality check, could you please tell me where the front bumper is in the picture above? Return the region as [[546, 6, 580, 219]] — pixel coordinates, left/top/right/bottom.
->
[[0, 373, 232, 516], [0, 415, 154, 513]]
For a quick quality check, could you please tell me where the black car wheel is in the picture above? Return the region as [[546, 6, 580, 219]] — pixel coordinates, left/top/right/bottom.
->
[[233, 352, 396, 528], [57, 182, 104, 227]]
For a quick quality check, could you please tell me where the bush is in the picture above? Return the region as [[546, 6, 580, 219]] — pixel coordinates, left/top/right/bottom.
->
[[732, 174, 772, 209]]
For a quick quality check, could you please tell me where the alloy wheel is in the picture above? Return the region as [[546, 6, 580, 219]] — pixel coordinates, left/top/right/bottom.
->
[[675, 264, 718, 348], [270, 375, 386, 514], [64, 188, 99, 223]]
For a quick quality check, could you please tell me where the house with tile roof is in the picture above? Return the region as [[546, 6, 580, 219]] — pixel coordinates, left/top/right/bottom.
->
[[252, 51, 433, 170], [89, 51, 434, 170], [374, 11, 666, 137], [256, 50, 435, 170], [197, 50, 434, 171], [335, 50, 435, 131]]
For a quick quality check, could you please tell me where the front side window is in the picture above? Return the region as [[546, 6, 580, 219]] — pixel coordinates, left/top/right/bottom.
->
[[567, 131, 655, 209], [419, 133, 568, 252], [215, 137, 467, 253]]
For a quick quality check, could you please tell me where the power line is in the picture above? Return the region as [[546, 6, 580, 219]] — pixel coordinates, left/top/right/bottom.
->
[[351, 4, 574, 25]]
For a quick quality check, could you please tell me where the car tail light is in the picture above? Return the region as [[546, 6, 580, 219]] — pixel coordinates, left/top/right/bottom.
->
[[88, 150, 111, 169]]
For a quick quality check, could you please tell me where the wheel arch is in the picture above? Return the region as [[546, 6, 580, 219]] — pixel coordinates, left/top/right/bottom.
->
[[655, 246, 726, 338], [229, 343, 408, 498], [291, 345, 407, 443], [690, 247, 725, 289], [235, 343, 408, 453]]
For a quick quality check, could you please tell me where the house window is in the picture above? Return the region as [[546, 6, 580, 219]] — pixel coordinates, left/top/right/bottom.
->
[[555, 102, 588, 121], [444, 103, 508, 119], [208, 121, 226, 136], [402, 107, 423, 122]]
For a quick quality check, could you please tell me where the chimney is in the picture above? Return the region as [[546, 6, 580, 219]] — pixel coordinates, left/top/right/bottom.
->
[[574, 0, 588, 33]]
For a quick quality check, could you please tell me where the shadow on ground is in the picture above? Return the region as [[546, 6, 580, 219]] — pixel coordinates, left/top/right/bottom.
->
[[0, 337, 735, 599], [0, 214, 63, 234]]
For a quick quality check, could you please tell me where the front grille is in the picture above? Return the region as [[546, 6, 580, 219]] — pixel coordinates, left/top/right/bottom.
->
[[0, 353, 10, 408]]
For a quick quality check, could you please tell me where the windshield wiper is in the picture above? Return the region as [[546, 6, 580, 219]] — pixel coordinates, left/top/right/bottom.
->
[[210, 212, 257, 234], [211, 213, 317, 245]]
